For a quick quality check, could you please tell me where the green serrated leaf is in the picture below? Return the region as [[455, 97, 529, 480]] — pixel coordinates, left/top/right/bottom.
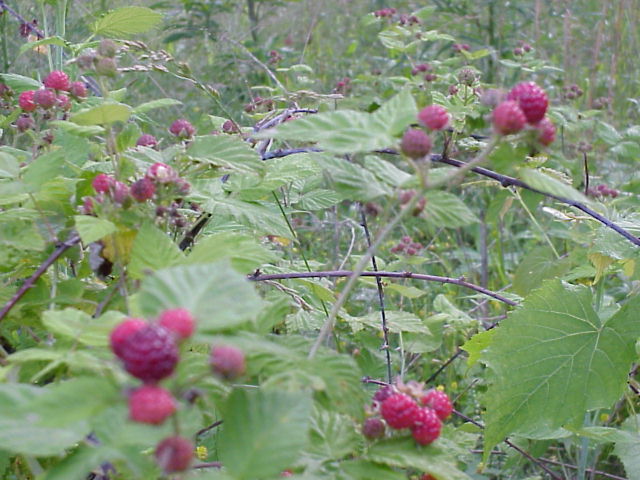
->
[[519, 168, 591, 205], [207, 197, 292, 239], [74, 215, 117, 244], [322, 156, 391, 201], [461, 329, 496, 367], [18, 36, 66, 57], [128, 223, 184, 279], [370, 88, 418, 136], [0, 73, 41, 92], [72, 103, 131, 126], [188, 135, 264, 174], [307, 407, 360, 460], [423, 191, 478, 228], [295, 189, 341, 211], [92, 7, 163, 38], [138, 262, 263, 332], [219, 389, 312, 480], [482, 281, 640, 458], [614, 415, 640, 480], [132, 98, 181, 114], [513, 246, 572, 296], [50, 120, 105, 137], [0, 152, 19, 178], [185, 232, 276, 272]]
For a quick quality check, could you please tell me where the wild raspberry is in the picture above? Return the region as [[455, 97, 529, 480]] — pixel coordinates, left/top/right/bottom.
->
[[398, 189, 416, 205], [147, 162, 177, 183], [492, 101, 526, 135], [120, 324, 179, 382], [136, 134, 158, 148], [43, 70, 70, 91], [380, 394, 420, 429], [129, 385, 176, 424], [169, 119, 195, 139], [420, 475, 436, 480], [411, 407, 442, 445], [130, 177, 156, 202], [418, 105, 450, 131], [412, 196, 426, 216], [110, 318, 147, 358], [401, 129, 432, 159], [210, 345, 246, 380], [507, 81, 548, 123], [80, 196, 95, 215], [421, 389, 453, 421], [92, 173, 115, 194], [33, 89, 57, 109], [96, 57, 117, 77], [98, 39, 118, 58], [112, 181, 130, 204], [155, 436, 194, 473], [175, 178, 191, 195], [158, 308, 195, 340], [362, 417, 386, 439], [222, 119, 239, 133], [69, 81, 88, 99], [16, 115, 34, 132], [18, 90, 36, 112], [56, 94, 71, 111], [536, 117, 556, 146]]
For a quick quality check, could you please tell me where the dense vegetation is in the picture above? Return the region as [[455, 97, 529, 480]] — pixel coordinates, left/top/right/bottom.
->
[[0, 1, 639, 479]]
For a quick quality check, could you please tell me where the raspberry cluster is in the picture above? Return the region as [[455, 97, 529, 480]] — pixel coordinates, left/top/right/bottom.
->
[[373, 8, 397, 18], [587, 184, 620, 199], [390, 235, 423, 256], [76, 39, 120, 78], [334, 77, 351, 95], [244, 96, 276, 113], [398, 189, 426, 217], [363, 381, 453, 446], [411, 63, 431, 76]]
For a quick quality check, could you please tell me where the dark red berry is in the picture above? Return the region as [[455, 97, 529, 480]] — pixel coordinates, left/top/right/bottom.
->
[[69, 81, 88, 99], [372, 385, 395, 403], [380, 393, 420, 429], [418, 105, 450, 131], [18, 90, 36, 112], [210, 345, 246, 380], [112, 181, 130, 204], [16, 115, 34, 132], [362, 417, 386, 439], [222, 119, 239, 133], [492, 101, 526, 135], [92, 173, 115, 194], [169, 119, 195, 139], [43, 70, 70, 91], [119, 324, 179, 382], [401, 129, 432, 159], [130, 177, 156, 202], [158, 308, 195, 340], [110, 318, 147, 358], [155, 436, 193, 473], [129, 385, 176, 424], [421, 389, 453, 421], [33, 89, 57, 109], [57, 94, 71, 111], [536, 117, 556, 146], [136, 134, 158, 148], [507, 82, 548, 124], [411, 407, 442, 445]]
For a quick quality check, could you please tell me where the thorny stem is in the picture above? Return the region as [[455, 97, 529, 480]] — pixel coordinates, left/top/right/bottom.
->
[[359, 205, 393, 383]]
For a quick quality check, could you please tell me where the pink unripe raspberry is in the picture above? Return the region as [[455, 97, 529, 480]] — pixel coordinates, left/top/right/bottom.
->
[[130, 177, 156, 202], [411, 407, 442, 445], [222, 119, 239, 133], [79, 196, 95, 215], [119, 324, 179, 382], [417, 105, 450, 131], [400, 129, 432, 159], [69, 81, 88, 99], [129, 385, 176, 424], [95, 57, 118, 77], [421, 389, 453, 421], [169, 119, 196, 139], [16, 115, 34, 132], [210, 345, 246, 380], [43, 70, 70, 91], [33, 89, 57, 109], [18, 90, 37, 112], [155, 436, 194, 473], [492, 101, 526, 135], [136, 134, 158, 148], [507, 81, 548, 123], [110, 317, 147, 358], [147, 162, 177, 183], [92, 173, 115, 194], [111, 181, 130, 204], [380, 393, 420, 429], [56, 93, 71, 111], [362, 417, 386, 439], [158, 308, 195, 340], [372, 385, 396, 403], [536, 117, 556, 146], [175, 178, 191, 195]]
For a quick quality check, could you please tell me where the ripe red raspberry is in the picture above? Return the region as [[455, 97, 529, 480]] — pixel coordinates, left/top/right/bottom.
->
[[136, 134, 158, 148], [56, 94, 71, 111], [119, 324, 179, 382], [16, 115, 34, 132], [411, 407, 442, 445], [380, 393, 420, 429], [33, 89, 57, 109], [210, 345, 246, 380], [146, 162, 177, 184], [130, 177, 156, 202], [536, 117, 556, 146], [507, 81, 548, 123], [158, 308, 195, 340], [18, 90, 36, 112], [400, 129, 432, 159], [421, 389, 453, 420], [420, 475, 436, 480], [362, 417, 386, 439], [169, 119, 195, 139], [492, 101, 526, 135], [417, 105, 450, 131], [155, 436, 194, 473], [43, 70, 70, 91], [129, 385, 176, 424], [69, 81, 88, 99], [92, 173, 115, 194], [110, 317, 147, 358]]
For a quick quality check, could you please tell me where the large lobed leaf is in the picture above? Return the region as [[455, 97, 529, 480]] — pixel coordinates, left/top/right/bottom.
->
[[482, 280, 640, 458]]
